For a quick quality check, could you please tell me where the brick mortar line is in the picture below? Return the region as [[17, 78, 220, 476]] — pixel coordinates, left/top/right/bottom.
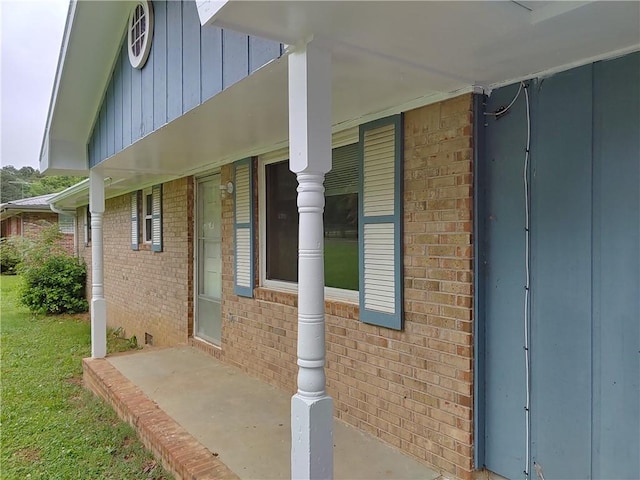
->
[[83, 358, 239, 480]]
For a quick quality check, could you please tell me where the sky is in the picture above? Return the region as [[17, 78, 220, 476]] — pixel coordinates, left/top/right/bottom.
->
[[1, 0, 69, 170]]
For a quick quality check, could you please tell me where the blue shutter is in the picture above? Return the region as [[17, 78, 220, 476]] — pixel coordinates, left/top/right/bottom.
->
[[358, 115, 403, 330], [151, 184, 163, 252], [234, 158, 254, 297], [131, 191, 139, 250]]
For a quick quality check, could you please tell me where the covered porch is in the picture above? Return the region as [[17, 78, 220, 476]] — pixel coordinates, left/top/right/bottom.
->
[[83, 344, 441, 480]]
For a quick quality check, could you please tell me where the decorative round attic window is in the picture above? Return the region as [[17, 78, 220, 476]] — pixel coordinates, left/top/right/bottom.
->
[[127, 1, 154, 69]]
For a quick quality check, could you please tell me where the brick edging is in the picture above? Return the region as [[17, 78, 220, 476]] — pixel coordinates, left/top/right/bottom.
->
[[83, 357, 239, 480]]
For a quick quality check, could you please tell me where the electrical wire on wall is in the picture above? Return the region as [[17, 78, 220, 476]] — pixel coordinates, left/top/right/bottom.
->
[[485, 81, 532, 479]]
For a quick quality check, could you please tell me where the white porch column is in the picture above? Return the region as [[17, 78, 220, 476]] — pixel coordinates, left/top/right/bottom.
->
[[289, 40, 333, 480], [89, 170, 107, 359]]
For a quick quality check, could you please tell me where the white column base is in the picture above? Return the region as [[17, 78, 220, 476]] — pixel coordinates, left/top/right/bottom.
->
[[291, 394, 333, 480], [91, 298, 107, 359]]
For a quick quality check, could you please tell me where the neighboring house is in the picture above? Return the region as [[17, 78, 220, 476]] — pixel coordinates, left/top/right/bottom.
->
[[44, 1, 639, 479], [0, 194, 76, 254]]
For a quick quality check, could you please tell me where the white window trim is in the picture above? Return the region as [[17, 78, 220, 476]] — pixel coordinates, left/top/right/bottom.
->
[[127, 1, 154, 69], [142, 187, 153, 244], [258, 127, 360, 305]]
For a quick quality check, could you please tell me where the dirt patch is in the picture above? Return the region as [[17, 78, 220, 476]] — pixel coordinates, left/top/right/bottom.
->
[[65, 376, 83, 387], [13, 447, 41, 463]]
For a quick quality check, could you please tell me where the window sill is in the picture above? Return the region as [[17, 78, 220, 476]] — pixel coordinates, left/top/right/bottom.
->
[[255, 283, 360, 311]]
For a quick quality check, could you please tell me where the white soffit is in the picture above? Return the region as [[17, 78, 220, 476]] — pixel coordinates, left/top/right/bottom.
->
[[205, 1, 640, 88]]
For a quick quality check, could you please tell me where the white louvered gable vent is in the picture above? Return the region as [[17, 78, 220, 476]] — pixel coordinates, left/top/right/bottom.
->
[[363, 124, 395, 217]]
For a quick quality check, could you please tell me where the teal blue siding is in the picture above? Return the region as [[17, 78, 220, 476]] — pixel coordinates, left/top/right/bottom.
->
[[480, 51, 639, 479], [182, 0, 201, 112], [152, 0, 167, 130], [89, 0, 281, 167], [223, 30, 249, 89], [249, 36, 281, 74], [166, 0, 182, 122], [99, 104, 107, 160], [141, 36, 154, 136], [106, 80, 115, 157], [114, 56, 123, 152], [591, 53, 639, 479], [131, 62, 142, 142], [201, 27, 222, 101], [121, 43, 132, 147]]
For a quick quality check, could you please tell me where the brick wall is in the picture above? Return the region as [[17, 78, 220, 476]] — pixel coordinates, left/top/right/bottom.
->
[[21, 212, 75, 255], [218, 93, 475, 480], [77, 177, 194, 346]]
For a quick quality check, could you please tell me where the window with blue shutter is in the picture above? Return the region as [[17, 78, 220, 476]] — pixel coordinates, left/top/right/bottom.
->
[[358, 115, 404, 330], [151, 184, 162, 252], [234, 159, 254, 297], [131, 191, 139, 250]]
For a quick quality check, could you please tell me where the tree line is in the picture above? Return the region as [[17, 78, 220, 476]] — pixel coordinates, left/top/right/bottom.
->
[[1, 166, 82, 203]]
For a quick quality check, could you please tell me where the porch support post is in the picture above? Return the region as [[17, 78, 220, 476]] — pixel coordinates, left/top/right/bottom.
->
[[89, 170, 106, 359], [288, 39, 333, 480]]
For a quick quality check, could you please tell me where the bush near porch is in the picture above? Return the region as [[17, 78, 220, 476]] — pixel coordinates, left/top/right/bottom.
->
[[0, 275, 172, 479]]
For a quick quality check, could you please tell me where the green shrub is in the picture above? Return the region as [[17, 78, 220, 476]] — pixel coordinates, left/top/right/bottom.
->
[[20, 255, 89, 314], [18, 224, 88, 314], [0, 238, 22, 274]]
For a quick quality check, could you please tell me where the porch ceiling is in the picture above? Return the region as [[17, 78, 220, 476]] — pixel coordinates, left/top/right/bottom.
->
[[44, 0, 639, 196]]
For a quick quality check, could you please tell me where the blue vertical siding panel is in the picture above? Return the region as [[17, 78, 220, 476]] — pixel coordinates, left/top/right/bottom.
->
[[531, 66, 593, 479], [99, 104, 107, 161], [88, 128, 96, 168], [131, 63, 142, 142], [141, 36, 154, 136], [87, 3, 282, 167], [106, 80, 115, 157], [182, 0, 201, 112], [591, 52, 640, 479], [222, 29, 249, 89], [249, 36, 280, 73], [166, 0, 182, 122], [114, 53, 123, 152], [482, 83, 528, 479], [201, 27, 222, 101], [153, 0, 167, 130], [122, 43, 132, 148]]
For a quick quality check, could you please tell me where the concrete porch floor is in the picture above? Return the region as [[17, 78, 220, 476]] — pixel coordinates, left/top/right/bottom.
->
[[88, 345, 441, 480]]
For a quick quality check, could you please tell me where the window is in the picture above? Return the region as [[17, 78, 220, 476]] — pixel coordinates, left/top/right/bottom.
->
[[247, 116, 403, 329], [127, 1, 154, 69], [58, 214, 75, 234], [84, 207, 91, 246], [142, 188, 153, 243], [264, 143, 360, 292], [131, 185, 162, 252]]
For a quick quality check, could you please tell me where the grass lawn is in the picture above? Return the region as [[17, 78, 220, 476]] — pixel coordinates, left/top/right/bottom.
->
[[324, 238, 359, 291], [0, 275, 172, 480]]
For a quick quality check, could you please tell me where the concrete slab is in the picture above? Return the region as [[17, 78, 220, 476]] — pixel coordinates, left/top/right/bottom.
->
[[108, 346, 440, 480]]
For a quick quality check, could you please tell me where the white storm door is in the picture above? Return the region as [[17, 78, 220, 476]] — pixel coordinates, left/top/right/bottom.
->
[[196, 175, 223, 344]]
